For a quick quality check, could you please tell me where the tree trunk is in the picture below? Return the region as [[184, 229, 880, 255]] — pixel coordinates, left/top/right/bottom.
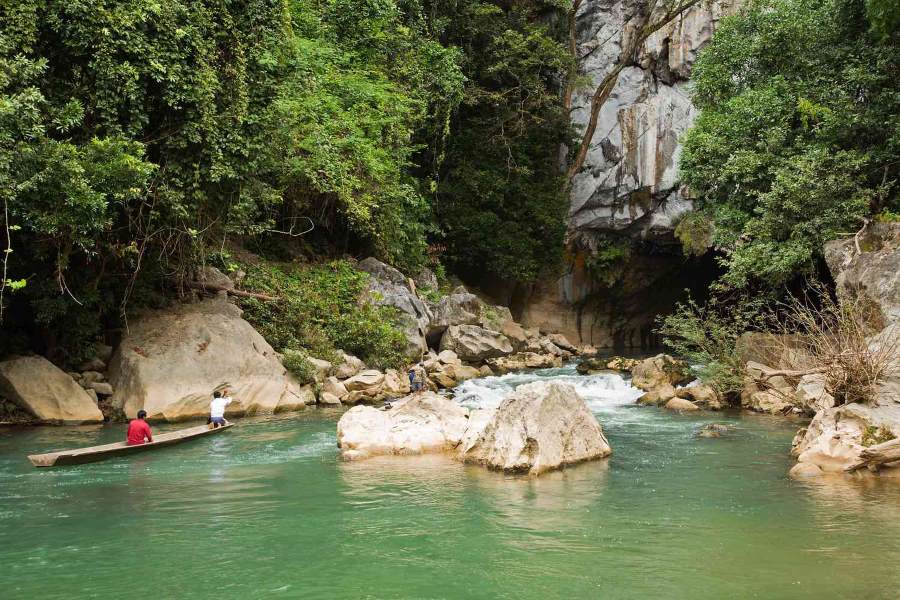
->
[[845, 438, 900, 472]]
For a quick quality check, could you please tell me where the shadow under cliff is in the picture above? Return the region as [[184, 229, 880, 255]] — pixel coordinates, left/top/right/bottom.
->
[[460, 248, 722, 353]]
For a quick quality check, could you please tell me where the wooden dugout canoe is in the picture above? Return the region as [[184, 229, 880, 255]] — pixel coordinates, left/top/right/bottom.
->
[[27, 423, 234, 467]]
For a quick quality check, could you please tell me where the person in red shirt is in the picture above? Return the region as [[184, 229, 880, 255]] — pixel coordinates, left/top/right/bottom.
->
[[126, 410, 153, 445]]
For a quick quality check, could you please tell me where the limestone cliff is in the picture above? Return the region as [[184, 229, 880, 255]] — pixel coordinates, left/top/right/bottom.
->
[[522, 0, 739, 348]]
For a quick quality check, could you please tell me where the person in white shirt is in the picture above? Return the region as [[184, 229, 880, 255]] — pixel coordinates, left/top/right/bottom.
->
[[209, 388, 233, 428]]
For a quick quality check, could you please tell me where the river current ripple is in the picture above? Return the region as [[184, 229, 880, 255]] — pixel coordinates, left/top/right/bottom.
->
[[1, 363, 900, 599]]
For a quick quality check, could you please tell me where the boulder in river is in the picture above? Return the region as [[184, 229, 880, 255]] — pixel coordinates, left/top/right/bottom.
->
[[337, 393, 470, 460], [439, 324, 513, 363], [664, 398, 699, 412], [459, 381, 612, 475], [791, 400, 900, 474], [108, 297, 307, 421], [675, 383, 725, 410], [631, 354, 693, 391], [0, 355, 104, 424]]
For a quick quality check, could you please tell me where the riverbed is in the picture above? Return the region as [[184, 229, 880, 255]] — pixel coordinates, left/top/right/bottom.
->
[[2, 365, 899, 599]]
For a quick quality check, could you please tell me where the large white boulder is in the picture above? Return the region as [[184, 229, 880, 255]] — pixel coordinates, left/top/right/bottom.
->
[[108, 298, 307, 421], [791, 401, 900, 473], [439, 324, 513, 363], [0, 355, 104, 424], [337, 393, 470, 460], [460, 381, 612, 475]]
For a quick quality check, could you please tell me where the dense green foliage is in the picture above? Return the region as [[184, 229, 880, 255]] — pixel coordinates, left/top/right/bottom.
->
[[236, 260, 408, 369], [432, 0, 570, 282], [0, 0, 569, 362], [680, 0, 900, 289]]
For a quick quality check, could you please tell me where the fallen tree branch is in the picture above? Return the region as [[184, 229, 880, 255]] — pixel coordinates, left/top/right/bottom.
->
[[845, 437, 900, 472], [185, 280, 278, 301], [756, 367, 828, 380]]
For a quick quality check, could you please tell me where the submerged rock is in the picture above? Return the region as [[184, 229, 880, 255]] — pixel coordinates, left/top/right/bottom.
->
[[460, 381, 612, 475], [0, 355, 104, 424], [108, 297, 306, 421], [696, 423, 731, 438], [337, 393, 470, 461]]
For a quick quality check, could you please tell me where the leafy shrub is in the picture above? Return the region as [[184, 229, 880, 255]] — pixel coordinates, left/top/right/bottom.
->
[[281, 350, 317, 385], [238, 260, 407, 370], [657, 294, 770, 393]]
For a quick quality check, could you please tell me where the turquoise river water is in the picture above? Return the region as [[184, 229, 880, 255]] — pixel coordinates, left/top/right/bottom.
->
[[2, 364, 900, 599]]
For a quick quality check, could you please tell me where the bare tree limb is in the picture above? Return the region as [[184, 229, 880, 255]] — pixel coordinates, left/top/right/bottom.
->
[[565, 0, 702, 182], [845, 438, 900, 472], [184, 280, 278, 301]]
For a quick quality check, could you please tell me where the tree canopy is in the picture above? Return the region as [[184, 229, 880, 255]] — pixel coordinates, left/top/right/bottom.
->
[[679, 0, 900, 289], [0, 0, 570, 363]]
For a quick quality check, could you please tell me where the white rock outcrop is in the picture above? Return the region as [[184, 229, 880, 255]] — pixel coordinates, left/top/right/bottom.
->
[[337, 393, 470, 461], [0, 355, 104, 424], [460, 381, 612, 475], [337, 382, 613, 476], [108, 298, 307, 421]]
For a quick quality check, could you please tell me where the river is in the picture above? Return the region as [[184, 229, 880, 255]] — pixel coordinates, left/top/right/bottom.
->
[[2, 364, 899, 599]]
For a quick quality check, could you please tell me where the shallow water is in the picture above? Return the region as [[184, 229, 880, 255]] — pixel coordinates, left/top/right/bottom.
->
[[2, 364, 900, 599]]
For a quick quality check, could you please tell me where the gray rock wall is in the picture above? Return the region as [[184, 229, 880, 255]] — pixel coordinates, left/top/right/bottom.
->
[[521, 0, 739, 347], [569, 0, 739, 243]]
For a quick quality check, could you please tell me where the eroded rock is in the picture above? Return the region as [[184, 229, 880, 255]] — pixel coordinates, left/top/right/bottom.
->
[[0, 355, 104, 424], [439, 324, 513, 363], [631, 354, 692, 391], [337, 393, 470, 460], [460, 381, 612, 475], [108, 298, 305, 421]]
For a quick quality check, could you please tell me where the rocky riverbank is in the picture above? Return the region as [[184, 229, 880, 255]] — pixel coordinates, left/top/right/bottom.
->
[[0, 256, 586, 424]]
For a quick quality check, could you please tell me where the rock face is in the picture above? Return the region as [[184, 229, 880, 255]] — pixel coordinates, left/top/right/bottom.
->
[[568, 0, 740, 242], [337, 393, 470, 461], [108, 298, 307, 421], [823, 223, 900, 328], [358, 257, 433, 360], [0, 355, 104, 424], [460, 381, 612, 475], [520, 0, 740, 348], [786, 224, 900, 475], [439, 324, 513, 363]]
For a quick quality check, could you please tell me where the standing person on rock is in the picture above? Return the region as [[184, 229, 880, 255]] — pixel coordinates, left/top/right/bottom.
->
[[209, 389, 233, 428], [126, 410, 153, 445]]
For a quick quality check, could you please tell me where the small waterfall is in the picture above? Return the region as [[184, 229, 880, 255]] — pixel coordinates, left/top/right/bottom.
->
[[451, 363, 644, 411]]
